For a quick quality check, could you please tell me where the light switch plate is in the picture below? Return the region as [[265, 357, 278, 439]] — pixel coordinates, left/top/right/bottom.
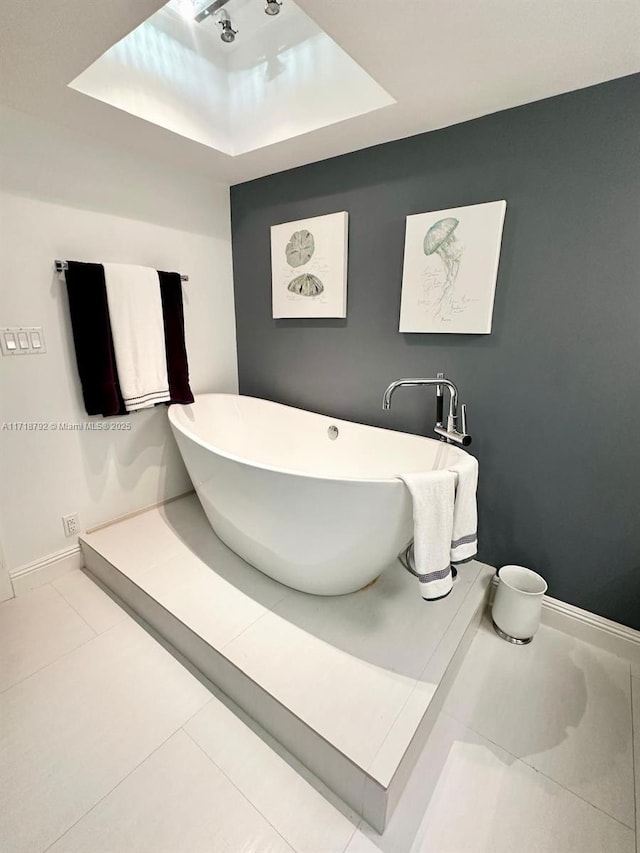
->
[[1, 327, 46, 355]]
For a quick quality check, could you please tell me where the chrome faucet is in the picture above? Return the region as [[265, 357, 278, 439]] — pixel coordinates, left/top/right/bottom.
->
[[382, 374, 472, 446]]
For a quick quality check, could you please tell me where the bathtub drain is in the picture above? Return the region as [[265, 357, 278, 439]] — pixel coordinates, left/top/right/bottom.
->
[[327, 425, 339, 440]]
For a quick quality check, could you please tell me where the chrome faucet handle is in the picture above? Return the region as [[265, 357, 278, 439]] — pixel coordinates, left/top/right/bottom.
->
[[434, 424, 472, 446], [460, 403, 468, 435], [436, 372, 444, 425], [434, 402, 471, 446]]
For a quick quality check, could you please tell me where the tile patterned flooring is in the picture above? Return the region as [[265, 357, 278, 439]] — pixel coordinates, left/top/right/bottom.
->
[[80, 493, 493, 808], [0, 569, 637, 853]]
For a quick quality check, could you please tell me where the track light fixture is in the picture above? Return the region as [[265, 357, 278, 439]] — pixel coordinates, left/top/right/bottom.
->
[[192, 0, 282, 40], [194, 0, 231, 24], [218, 17, 237, 42]]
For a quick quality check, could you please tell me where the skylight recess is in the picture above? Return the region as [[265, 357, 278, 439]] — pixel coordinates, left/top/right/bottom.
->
[[69, 0, 395, 156]]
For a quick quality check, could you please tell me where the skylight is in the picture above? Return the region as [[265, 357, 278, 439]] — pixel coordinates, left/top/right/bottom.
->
[[68, 0, 395, 156]]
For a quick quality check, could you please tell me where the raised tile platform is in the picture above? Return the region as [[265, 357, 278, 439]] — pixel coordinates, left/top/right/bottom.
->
[[80, 494, 493, 832]]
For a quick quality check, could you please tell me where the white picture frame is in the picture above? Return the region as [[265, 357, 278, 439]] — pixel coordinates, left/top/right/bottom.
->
[[399, 200, 507, 333], [271, 211, 349, 319]]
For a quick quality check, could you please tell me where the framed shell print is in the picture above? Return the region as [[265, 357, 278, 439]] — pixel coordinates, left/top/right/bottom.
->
[[271, 211, 349, 318], [399, 200, 507, 333]]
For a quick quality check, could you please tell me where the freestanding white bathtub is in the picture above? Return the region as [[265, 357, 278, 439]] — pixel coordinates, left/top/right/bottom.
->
[[168, 394, 469, 595]]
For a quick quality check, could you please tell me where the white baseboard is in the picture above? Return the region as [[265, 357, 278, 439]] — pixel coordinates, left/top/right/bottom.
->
[[541, 595, 640, 664], [86, 490, 194, 534], [8, 492, 194, 597], [11, 545, 83, 596], [489, 575, 639, 663]]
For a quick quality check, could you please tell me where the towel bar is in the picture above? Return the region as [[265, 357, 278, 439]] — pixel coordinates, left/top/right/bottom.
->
[[55, 260, 189, 283]]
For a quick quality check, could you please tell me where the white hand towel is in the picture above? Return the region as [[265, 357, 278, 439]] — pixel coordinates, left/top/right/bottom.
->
[[449, 454, 479, 564], [399, 471, 456, 601], [103, 264, 170, 412]]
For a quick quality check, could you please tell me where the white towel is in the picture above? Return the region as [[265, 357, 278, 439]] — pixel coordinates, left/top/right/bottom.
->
[[449, 454, 479, 563], [399, 471, 456, 601], [103, 263, 170, 412]]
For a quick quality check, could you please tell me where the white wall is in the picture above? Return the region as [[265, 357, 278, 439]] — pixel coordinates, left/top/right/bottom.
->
[[0, 107, 238, 573]]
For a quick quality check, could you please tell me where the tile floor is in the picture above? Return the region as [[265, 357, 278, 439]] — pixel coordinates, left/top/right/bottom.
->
[[0, 569, 637, 853], [81, 494, 493, 800]]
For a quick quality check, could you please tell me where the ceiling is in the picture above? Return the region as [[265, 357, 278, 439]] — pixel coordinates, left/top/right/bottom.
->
[[1, 0, 638, 186], [68, 0, 395, 156]]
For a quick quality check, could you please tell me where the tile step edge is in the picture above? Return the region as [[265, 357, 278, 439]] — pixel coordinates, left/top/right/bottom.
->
[[80, 538, 489, 833]]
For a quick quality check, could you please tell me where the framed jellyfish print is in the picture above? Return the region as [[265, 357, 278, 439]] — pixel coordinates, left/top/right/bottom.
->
[[271, 211, 349, 319], [399, 200, 507, 333]]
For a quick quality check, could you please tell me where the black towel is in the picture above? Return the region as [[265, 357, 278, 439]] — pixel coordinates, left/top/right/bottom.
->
[[158, 271, 194, 405], [64, 261, 126, 417]]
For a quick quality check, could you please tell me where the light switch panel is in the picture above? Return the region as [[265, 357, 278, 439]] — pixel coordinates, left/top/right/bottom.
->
[[1, 327, 46, 355]]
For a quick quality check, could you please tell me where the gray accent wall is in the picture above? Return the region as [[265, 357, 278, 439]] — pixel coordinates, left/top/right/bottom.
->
[[231, 75, 640, 629]]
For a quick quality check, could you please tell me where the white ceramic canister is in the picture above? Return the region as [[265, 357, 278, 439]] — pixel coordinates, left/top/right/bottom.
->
[[492, 565, 548, 644]]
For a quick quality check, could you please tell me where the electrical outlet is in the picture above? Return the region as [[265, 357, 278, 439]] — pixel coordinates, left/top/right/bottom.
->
[[62, 513, 79, 537]]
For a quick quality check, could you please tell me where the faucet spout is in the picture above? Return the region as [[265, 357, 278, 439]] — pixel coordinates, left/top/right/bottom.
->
[[383, 377, 458, 417], [382, 376, 471, 447], [382, 379, 425, 410]]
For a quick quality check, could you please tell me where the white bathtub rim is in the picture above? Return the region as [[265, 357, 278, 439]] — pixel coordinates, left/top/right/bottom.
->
[[169, 393, 470, 486]]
